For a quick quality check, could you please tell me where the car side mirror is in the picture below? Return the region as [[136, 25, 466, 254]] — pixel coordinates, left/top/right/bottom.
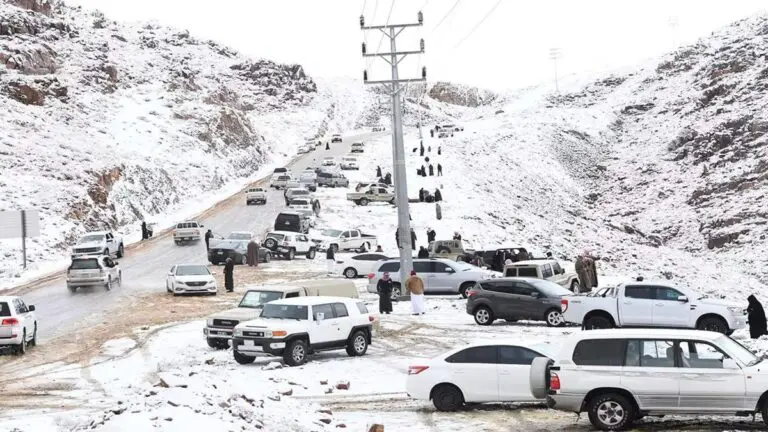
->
[[28, 305, 35, 312], [530, 292, 540, 298], [315, 312, 325, 322], [445, 267, 454, 273], [723, 358, 740, 370], [677, 295, 689, 303], [167, 272, 173, 276]]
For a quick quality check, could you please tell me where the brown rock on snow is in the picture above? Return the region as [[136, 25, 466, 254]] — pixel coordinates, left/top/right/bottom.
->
[[368, 425, 384, 432], [5, 81, 45, 105], [335, 381, 350, 390], [319, 418, 332, 424], [319, 380, 328, 385], [336, 424, 347, 429], [279, 389, 293, 396], [9, 0, 52, 16]]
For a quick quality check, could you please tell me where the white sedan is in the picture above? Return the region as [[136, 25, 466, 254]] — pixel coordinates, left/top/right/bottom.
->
[[406, 340, 556, 411], [166, 264, 218, 295], [335, 253, 390, 279]]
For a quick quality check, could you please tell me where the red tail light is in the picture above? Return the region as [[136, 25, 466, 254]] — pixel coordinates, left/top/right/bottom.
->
[[368, 315, 375, 322], [467, 289, 478, 297], [283, 242, 289, 246], [561, 299, 568, 312], [367, 273, 375, 279], [408, 366, 429, 375], [550, 372, 561, 391], [1, 318, 19, 326]]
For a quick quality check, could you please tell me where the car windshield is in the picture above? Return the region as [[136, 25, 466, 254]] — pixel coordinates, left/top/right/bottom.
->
[[176, 265, 210, 276], [261, 304, 308, 320], [266, 233, 285, 241], [70, 259, 100, 270], [238, 291, 285, 309], [277, 176, 291, 181], [291, 190, 309, 196], [248, 188, 263, 193], [715, 335, 760, 366], [217, 241, 246, 250], [322, 229, 342, 237], [291, 200, 310, 206], [79, 234, 105, 243], [227, 233, 251, 240], [177, 222, 198, 228], [527, 279, 572, 296]]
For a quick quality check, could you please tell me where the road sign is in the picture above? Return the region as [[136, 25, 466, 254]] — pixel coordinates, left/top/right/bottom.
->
[[0, 210, 40, 239]]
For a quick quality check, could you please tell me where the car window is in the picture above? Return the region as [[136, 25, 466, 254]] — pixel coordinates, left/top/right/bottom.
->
[[504, 267, 517, 277], [15, 299, 27, 314], [516, 267, 538, 277], [356, 302, 369, 314], [433, 263, 455, 274], [413, 261, 435, 273], [445, 346, 497, 364], [284, 292, 300, 298], [509, 282, 536, 296], [478, 281, 504, 293], [261, 304, 308, 320], [625, 340, 676, 368], [332, 303, 349, 318], [378, 262, 399, 272], [377, 188, 388, 193], [679, 341, 730, 369], [238, 291, 285, 308], [656, 287, 684, 301], [573, 339, 626, 366], [498, 346, 545, 365], [542, 264, 554, 278], [313, 304, 334, 320], [70, 259, 100, 270], [552, 262, 563, 274], [625, 286, 654, 299], [0, 302, 10, 317]]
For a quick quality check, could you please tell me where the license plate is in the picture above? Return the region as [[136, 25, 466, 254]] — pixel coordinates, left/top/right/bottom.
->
[[217, 251, 224, 254], [244, 340, 255, 347]]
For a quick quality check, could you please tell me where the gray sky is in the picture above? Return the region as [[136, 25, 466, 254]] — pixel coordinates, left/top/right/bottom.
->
[[66, 0, 767, 90]]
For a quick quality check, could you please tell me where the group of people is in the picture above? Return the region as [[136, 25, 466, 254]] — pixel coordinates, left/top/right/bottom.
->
[[375, 270, 426, 316], [574, 252, 599, 293], [418, 188, 443, 203]]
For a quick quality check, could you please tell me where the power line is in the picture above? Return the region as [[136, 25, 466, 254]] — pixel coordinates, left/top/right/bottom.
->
[[452, 0, 501, 49], [375, 0, 397, 52], [431, 0, 460, 32], [361, 0, 367, 14]]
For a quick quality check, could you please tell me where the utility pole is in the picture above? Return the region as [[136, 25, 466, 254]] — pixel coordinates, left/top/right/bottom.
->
[[549, 47, 562, 93], [361, 12, 427, 293], [668, 16, 680, 50]]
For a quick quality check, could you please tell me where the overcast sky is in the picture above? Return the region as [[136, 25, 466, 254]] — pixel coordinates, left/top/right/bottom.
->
[[66, 0, 767, 91]]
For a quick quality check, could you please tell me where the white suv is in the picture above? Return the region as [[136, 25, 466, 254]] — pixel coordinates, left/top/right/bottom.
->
[[530, 328, 768, 430], [0, 296, 37, 355], [67, 255, 122, 292], [232, 296, 374, 366], [262, 231, 317, 260], [245, 187, 267, 205]]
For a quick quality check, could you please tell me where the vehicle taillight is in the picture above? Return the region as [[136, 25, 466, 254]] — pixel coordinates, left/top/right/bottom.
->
[[408, 366, 429, 375], [283, 242, 289, 246], [550, 372, 561, 391], [561, 299, 568, 312], [467, 289, 478, 297], [368, 315, 375, 322], [1, 318, 19, 326], [367, 273, 375, 279]]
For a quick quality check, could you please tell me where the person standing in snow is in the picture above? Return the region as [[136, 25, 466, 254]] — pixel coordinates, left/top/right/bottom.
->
[[384, 173, 392, 185], [406, 270, 426, 315], [410, 229, 417, 250], [223, 257, 235, 292], [437, 164, 443, 176], [325, 142, 330, 150], [430, 129, 434, 138], [375, 245, 384, 252], [747, 295, 768, 339], [419, 188, 426, 202], [434, 188, 443, 202], [376, 165, 382, 178], [420, 142, 425, 156], [204, 229, 213, 250], [428, 145, 431, 153], [377, 273, 394, 314], [417, 246, 429, 258], [326, 246, 335, 275], [141, 221, 148, 240], [428, 164, 434, 176], [395, 228, 401, 249], [426, 228, 436, 243], [246, 239, 259, 266]]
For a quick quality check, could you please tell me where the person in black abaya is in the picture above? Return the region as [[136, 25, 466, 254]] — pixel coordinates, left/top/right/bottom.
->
[[376, 165, 382, 178], [325, 142, 330, 150], [747, 295, 768, 339], [141, 221, 148, 240], [223, 257, 235, 292], [428, 164, 434, 176], [377, 273, 394, 314]]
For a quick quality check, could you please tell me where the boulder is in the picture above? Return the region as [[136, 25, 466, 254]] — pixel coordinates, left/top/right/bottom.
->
[[9, 0, 52, 16]]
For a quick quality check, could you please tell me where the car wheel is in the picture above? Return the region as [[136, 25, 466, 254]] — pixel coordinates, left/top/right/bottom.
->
[[30, 324, 37, 347], [459, 282, 474, 298], [306, 248, 316, 260], [697, 316, 728, 334], [240, 255, 247, 265], [584, 315, 613, 330], [391, 283, 402, 301], [16, 330, 27, 356], [587, 393, 635, 431], [359, 198, 369, 206], [264, 253, 271, 263], [345, 331, 368, 357], [283, 339, 309, 366], [474, 306, 494, 326], [432, 384, 464, 412], [233, 350, 255, 365], [287, 248, 296, 260], [68, 285, 77, 293], [264, 238, 277, 250], [545, 309, 565, 327], [207, 338, 228, 350], [570, 280, 580, 292], [343, 267, 358, 279], [117, 243, 124, 258]]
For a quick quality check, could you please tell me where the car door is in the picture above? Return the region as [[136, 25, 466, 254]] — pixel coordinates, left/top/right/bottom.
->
[[620, 339, 681, 410], [16, 299, 33, 337], [508, 281, 543, 320], [620, 285, 655, 326], [309, 303, 337, 345], [444, 345, 499, 402], [331, 303, 352, 343], [296, 234, 310, 253], [677, 340, 746, 411], [484, 281, 519, 318], [652, 286, 690, 327], [497, 345, 546, 401], [349, 230, 361, 247], [549, 262, 567, 285], [105, 233, 113, 252], [414, 261, 439, 292]]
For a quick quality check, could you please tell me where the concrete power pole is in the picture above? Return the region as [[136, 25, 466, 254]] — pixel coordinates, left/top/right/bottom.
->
[[549, 47, 562, 93], [361, 12, 426, 292]]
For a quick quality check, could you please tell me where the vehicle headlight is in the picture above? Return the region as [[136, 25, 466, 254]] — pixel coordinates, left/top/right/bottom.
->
[[728, 306, 744, 315], [234, 328, 244, 337], [206, 318, 213, 326]]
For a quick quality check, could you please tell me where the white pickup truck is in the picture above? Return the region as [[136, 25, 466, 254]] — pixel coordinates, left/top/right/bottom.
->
[[245, 187, 267, 205], [71, 231, 124, 259], [561, 281, 747, 335], [173, 221, 204, 245], [311, 228, 378, 253]]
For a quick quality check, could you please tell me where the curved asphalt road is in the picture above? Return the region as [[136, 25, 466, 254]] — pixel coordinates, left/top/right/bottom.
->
[[17, 131, 382, 342]]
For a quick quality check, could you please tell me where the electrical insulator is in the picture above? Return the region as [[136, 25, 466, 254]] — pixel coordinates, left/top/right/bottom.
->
[[422, 66, 427, 79], [418, 11, 423, 24], [420, 39, 425, 52], [362, 42, 367, 55], [360, 15, 365, 28], [363, 70, 368, 82]]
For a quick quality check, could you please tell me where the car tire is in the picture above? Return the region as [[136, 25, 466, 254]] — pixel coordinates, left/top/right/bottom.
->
[[431, 384, 464, 412], [345, 331, 368, 357], [68, 285, 77, 293], [117, 244, 124, 258], [391, 283, 402, 301], [30, 324, 37, 347], [306, 248, 316, 260], [459, 282, 474, 298], [343, 267, 358, 279], [545, 308, 565, 327], [696, 316, 729, 334], [529, 357, 553, 399], [284, 339, 309, 366], [16, 330, 27, 356], [584, 315, 613, 330], [233, 350, 255, 365], [207, 338, 228, 350], [264, 238, 278, 250], [570, 280, 580, 292], [474, 306, 494, 326], [240, 255, 247, 265], [287, 248, 296, 260], [359, 198, 369, 206], [587, 392, 635, 431], [264, 253, 271, 263]]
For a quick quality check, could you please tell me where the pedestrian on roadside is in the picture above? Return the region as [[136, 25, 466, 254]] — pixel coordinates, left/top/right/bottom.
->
[[748, 295, 768, 339], [326, 246, 335, 275], [419, 188, 426, 202], [428, 164, 434, 176], [325, 142, 330, 150], [434, 188, 443, 202], [376, 165, 382, 178], [420, 142, 425, 156], [427, 228, 436, 243], [141, 221, 148, 240], [410, 228, 417, 250], [204, 229, 213, 250], [437, 164, 443, 176], [438, 146, 442, 155], [223, 257, 235, 292], [430, 129, 434, 138], [428, 146, 431, 153], [406, 270, 426, 315], [417, 246, 429, 258], [246, 239, 259, 266], [377, 273, 394, 314]]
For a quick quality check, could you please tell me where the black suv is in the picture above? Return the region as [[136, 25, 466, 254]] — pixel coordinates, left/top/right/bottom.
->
[[466, 277, 571, 327], [274, 212, 310, 234]]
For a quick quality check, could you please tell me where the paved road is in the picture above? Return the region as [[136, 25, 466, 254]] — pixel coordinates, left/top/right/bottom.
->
[[19, 131, 382, 342]]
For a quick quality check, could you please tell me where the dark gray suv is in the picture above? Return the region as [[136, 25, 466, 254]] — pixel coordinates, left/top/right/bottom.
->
[[465, 277, 572, 327]]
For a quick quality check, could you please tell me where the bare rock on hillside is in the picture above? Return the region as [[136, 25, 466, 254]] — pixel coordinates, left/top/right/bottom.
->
[[8, 0, 51, 16], [0, 42, 58, 73], [427, 81, 496, 107]]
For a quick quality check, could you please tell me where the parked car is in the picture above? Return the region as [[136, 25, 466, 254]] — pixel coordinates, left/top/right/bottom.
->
[[458, 247, 530, 270], [66, 255, 122, 292], [203, 280, 358, 349], [262, 231, 317, 260], [438, 131, 453, 138], [311, 228, 378, 253], [340, 156, 359, 170], [208, 240, 271, 265], [428, 239, 470, 261], [561, 281, 747, 334], [166, 264, 218, 295], [322, 156, 336, 166], [71, 231, 124, 259], [0, 296, 37, 355], [346, 186, 395, 206], [273, 167, 288, 175], [504, 260, 580, 292], [334, 252, 390, 279], [285, 187, 313, 202], [355, 182, 392, 192], [173, 221, 204, 245], [298, 172, 318, 192], [232, 296, 374, 366], [274, 211, 310, 234], [530, 328, 768, 430], [226, 231, 254, 241], [350, 142, 365, 153], [367, 258, 500, 299], [245, 187, 267, 205], [371, 126, 386, 132], [270, 174, 292, 189], [288, 198, 313, 212], [407, 340, 556, 411], [466, 278, 571, 327], [331, 134, 343, 143], [436, 124, 463, 132], [317, 171, 349, 188]]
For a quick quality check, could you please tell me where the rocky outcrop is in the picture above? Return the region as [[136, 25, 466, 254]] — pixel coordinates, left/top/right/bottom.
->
[[4, 76, 66, 104], [427, 81, 496, 107], [8, 0, 52, 16], [229, 60, 317, 104], [0, 42, 57, 73]]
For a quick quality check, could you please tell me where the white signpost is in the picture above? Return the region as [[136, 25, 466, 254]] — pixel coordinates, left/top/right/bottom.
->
[[0, 210, 41, 269]]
